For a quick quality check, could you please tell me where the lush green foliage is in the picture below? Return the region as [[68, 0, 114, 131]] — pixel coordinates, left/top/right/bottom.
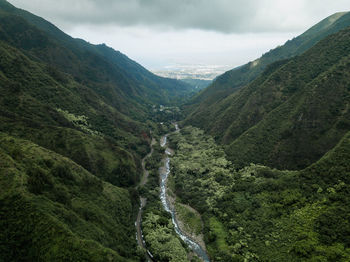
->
[[142, 211, 188, 262], [180, 78, 212, 92], [175, 203, 202, 236], [2, 1, 350, 260], [0, 39, 144, 187], [0, 1, 195, 260], [0, 0, 194, 109], [185, 11, 350, 126], [139, 138, 189, 261], [170, 126, 350, 261], [185, 25, 350, 170], [0, 133, 138, 261], [170, 127, 234, 213]]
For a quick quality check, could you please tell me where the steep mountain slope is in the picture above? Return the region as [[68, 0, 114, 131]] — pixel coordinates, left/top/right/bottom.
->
[[221, 130, 350, 261], [0, 0, 194, 184], [223, 27, 350, 170], [0, 0, 193, 115], [0, 1, 192, 260], [0, 40, 143, 186], [184, 24, 350, 170], [185, 11, 350, 130], [0, 133, 137, 261], [170, 126, 350, 261], [0, 23, 142, 262]]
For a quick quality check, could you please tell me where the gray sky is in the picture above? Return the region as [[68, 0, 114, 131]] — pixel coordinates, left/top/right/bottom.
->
[[7, 0, 350, 70]]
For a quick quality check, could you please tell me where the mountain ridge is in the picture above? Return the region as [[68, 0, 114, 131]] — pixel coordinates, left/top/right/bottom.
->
[[185, 11, 350, 129], [0, 2, 195, 260], [1, 1, 350, 261]]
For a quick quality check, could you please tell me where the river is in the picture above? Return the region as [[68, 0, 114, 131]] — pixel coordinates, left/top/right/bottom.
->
[[160, 127, 210, 262]]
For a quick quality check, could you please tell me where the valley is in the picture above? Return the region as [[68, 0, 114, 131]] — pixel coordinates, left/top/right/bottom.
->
[[159, 125, 210, 262], [1, 0, 350, 261]]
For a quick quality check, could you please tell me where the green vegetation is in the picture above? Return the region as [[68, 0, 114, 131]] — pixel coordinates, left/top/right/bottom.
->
[[207, 217, 229, 255], [0, 1, 195, 260], [0, 39, 143, 187], [180, 78, 212, 92], [0, 133, 137, 261], [175, 203, 202, 236], [142, 212, 188, 262], [185, 24, 350, 170], [169, 127, 233, 259], [139, 132, 189, 261], [56, 108, 102, 136], [170, 127, 234, 213], [1, 0, 350, 260], [185, 11, 350, 125], [169, 126, 350, 261]]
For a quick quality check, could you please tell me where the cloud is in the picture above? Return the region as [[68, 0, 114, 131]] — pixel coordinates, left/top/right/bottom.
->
[[7, 0, 350, 71], [67, 24, 296, 69], [8, 0, 350, 33]]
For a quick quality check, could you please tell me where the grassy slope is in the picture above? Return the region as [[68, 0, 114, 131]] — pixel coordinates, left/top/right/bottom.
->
[[224, 27, 350, 169], [0, 40, 144, 186], [0, 0, 193, 108], [170, 126, 350, 261], [185, 26, 350, 170], [184, 12, 350, 144], [175, 203, 202, 236], [0, 133, 137, 261], [0, 1, 168, 260], [220, 131, 350, 261]]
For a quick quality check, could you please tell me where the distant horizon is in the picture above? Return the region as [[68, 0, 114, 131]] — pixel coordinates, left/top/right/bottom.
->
[[150, 64, 232, 81], [8, 0, 350, 71]]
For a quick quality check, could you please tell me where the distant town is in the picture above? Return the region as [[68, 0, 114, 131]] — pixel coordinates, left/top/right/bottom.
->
[[151, 64, 232, 80]]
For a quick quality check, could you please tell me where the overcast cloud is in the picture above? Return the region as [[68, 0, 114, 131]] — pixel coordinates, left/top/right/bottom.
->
[[8, 0, 350, 33], [7, 0, 350, 71]]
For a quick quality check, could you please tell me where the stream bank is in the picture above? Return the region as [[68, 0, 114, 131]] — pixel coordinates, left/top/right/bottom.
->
[[159, 126, 210, 262]]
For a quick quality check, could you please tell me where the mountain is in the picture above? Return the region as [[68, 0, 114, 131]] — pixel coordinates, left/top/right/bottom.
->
[[0, 0, 193, 115], [2, 0, 350, 260], [220, 130, 350, 261], [184, 13, 350, 170], [0, 134, 137, 261], [224, 27, 350, 170], [180, 78, 212, 91], [164, 24, 350, 258], [185, 11, 350, 132], [169, 126, 350, 261], [0, 0, 194, 260], [0, 0, 196, 182]]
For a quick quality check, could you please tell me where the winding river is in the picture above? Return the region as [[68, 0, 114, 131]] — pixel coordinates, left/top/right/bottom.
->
[[160, 128, 210, 262]]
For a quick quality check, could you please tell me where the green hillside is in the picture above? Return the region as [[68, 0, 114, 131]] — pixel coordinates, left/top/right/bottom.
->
[[0, 0, 193, 114], [180, 78, 212, 91], [185, 11, 350, 133], [219, 131, 350, 261], [1, 0, 350, 261], [0, 0, 195, 186], [0, 133, 137, 261], [169, 126, 350, 261], [223, 27, 350, 170], [0, 1, 193, 260], [184, 24, 350, 170], [0, 40, 143, 186]]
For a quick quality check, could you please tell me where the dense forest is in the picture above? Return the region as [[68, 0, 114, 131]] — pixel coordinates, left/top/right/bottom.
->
[[1, 0, 350, 261], [168, 126, 350, 261], [184, 12, 350, 161], [0, 0, 193, 260], [185, 21, 350, 171]]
